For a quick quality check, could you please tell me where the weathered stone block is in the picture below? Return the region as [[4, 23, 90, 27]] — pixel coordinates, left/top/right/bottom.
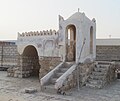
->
[[25, 88, 37, 94]]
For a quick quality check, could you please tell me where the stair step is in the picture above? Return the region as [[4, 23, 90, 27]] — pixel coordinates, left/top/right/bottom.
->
[[41, 62, 74, 93], [64, 62, 74, 68], [94, 67, 107, 72], [86, 83, 103, 89], [50, 67, 70, 84], [89, 75, 104, 80], [88, 79, 103, 85], [92, 71, 106, 76], [51, 78, 57, 84], [86, 62, 112, 89], [60, 68, 69, 72], [97, 61, 111, 65], [97, 64, 110, 68], [56, 72, 64, 77]]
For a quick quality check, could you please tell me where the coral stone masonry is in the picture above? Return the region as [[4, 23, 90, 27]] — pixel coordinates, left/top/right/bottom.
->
[[4, 11, 119, 92], [0, 41, 18, 70]]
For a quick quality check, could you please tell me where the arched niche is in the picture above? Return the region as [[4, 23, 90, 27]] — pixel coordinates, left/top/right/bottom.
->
[[90, 26, 93, 54]]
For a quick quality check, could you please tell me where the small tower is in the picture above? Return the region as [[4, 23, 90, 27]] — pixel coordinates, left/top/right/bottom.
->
[[58, 12, 96, 63]]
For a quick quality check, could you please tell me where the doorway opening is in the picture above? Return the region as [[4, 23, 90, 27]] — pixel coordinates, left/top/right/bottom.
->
[[66, 25, 76, 62], [22, 45, 40, 77]]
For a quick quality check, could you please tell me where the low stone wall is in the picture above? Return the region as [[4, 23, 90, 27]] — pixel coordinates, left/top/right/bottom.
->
[[96, 46, 120, 61], [7, 56, 61, 78], [3, 44, 120, 68], [0, 43, 18, 67]]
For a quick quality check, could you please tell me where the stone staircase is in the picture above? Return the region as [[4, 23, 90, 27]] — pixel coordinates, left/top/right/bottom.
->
[[42, 62, 74, 93], [86, 61, 111, 89]]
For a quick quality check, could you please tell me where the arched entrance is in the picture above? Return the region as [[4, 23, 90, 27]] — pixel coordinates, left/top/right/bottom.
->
[[22, 45, 40, 77], [66, 25, 76, 62]]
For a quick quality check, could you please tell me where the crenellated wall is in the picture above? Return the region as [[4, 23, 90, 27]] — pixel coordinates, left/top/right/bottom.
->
[[12, 29, 62, 78], [18, 29, 58, 37], [17, 29, 60, 58]]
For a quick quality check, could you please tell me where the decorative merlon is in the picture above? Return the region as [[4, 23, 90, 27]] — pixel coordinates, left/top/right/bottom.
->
[[18, 29, 58, 37]]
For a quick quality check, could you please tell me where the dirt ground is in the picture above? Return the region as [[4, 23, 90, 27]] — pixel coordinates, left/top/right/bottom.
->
[[0, 71, 120, 101]]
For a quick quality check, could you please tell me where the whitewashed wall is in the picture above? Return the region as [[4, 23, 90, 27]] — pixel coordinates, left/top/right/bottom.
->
[[17, 30, 59, 57], [58, 12, 96, 63], [17, 12, 96, 63]]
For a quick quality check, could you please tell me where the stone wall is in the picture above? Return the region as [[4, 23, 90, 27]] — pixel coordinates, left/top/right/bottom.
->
[[8, 56, 61, 78], [96, 46, 120, 61], [0, 42, 18, 67], [67, 41, 75, 61], [79, 63, 95, 86], [3, 44, 120, 67], [5, 41, 120, 80], [106, 63, 116, 83], [59, 68, 77, 91], [58, 62, 94, 91], [39, 57, 61, 78]]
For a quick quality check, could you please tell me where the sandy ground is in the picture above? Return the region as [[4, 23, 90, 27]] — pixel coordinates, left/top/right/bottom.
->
[[0, 71, 120, 101]]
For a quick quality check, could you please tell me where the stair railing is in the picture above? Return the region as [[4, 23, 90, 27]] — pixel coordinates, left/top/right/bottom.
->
[[40, 62, 64, 86], [76, 38, 86, 91], [55, 38, 86, 90]]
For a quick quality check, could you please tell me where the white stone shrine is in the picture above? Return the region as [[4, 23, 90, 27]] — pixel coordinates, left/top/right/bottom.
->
[[9, 11, 105, 92], [17, 11, 96, 63]]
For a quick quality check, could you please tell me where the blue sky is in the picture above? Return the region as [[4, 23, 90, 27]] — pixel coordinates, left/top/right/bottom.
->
[[0, 0, 120, 40]]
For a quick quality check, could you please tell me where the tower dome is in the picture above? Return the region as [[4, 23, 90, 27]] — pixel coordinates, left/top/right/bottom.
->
[[67, 12, 83, 20]]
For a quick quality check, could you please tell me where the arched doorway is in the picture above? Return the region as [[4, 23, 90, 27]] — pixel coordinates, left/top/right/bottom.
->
[[66, 25, 76, 62], [22, 45, 40, 77], [90, 26, 93, 54]]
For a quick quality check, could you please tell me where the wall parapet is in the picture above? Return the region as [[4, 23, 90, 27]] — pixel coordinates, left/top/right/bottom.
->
[[18, 29, 58, 37]]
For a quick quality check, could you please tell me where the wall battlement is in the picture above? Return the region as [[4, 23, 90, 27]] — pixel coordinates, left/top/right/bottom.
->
[[18, 29, 58, 37]]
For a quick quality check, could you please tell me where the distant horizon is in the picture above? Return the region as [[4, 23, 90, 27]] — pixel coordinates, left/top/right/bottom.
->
[[0, 0, 120, 40], [1, 37, 120, 41]]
